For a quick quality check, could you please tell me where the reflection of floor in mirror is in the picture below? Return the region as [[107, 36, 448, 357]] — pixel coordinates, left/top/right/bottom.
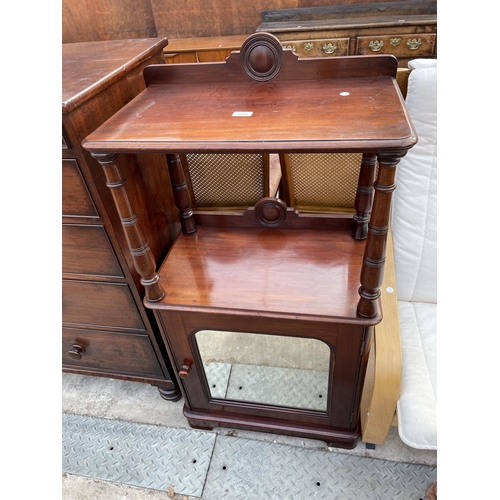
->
[[203, 361, 328, 411]]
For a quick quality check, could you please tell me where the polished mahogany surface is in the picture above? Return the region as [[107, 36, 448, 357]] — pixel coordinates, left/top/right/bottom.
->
[[154, 226, 378, 324], [83, 79, 409, 151], [62, 38, 169, 114], [82, 52, 415, 154]]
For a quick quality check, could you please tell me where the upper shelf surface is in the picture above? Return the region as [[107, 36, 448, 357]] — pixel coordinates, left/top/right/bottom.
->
[[83, 38, 416, 153], [83, 75, 415, 153]]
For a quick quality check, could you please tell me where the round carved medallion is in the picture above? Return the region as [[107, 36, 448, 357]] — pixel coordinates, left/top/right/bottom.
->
[[254, 197, 287, 227], [240, 33, 283, 82]]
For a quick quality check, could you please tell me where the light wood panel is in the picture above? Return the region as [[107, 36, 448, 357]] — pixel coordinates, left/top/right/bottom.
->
[[360, 228, 402, 445]]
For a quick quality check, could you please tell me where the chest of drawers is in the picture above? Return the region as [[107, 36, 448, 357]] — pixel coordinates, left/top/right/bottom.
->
[[257, 1, 436, 96], [257, 1, 436, 66], [62, 38, 181, 400]]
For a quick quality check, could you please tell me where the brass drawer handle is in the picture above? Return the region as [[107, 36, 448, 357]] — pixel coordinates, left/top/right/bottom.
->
[[368, 40, 384, 52], [406, 38, 422, 50], [303, 42, 314, 51], [322, 42, 337, 54], [68, 344, 86, 360], [390, 38, 402, 47]]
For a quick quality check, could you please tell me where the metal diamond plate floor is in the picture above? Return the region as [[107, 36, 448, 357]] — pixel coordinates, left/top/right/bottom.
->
[[62, 412, 436, 499], [203, 435, 437, 500], [62, 413, 216, 497]]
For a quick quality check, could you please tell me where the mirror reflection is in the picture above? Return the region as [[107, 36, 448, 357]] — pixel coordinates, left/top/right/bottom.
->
[[195, 330, 331, 411]]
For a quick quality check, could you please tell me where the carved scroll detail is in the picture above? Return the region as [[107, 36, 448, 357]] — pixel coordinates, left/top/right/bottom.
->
[[240, 33, 283, 82], [254, 197, 287, 227]]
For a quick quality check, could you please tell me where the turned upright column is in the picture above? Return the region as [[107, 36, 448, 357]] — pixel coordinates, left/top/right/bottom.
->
[[357, 150, 406, 318], [352, 153, 377, 240], [166, 154, 197, 235], [91, 153, 165, 302]]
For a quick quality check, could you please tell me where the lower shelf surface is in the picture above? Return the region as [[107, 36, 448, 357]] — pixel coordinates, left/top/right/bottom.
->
[[154, 226, 375, 323]]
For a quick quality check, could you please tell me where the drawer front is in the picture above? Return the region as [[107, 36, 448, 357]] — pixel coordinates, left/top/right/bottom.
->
[[281, 38, 350, 58], [197, 49, 235, 63], [62, 224, 124, 278], [62, 280, 145, 331], [63, 327, 164, 377], [62, 159, 99, 218], [164, 51, 198, 64], [356, 33, 436, 57]]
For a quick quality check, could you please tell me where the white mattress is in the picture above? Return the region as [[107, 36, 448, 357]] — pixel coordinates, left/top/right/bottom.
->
[[392, 59, 437, 450]]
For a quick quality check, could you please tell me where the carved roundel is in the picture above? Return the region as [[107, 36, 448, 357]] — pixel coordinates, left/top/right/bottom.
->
[[240, 33, 283, 82], [254, 197, 287, 227]]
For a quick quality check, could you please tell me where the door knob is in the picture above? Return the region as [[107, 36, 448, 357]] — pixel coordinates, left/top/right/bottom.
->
[[178, 364, 191, 378], [68, 344, 86, 360]]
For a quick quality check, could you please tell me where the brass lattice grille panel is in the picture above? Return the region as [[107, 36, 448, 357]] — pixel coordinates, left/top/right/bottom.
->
[[288, 153, 363, 209], [186, 154, 265, 208]]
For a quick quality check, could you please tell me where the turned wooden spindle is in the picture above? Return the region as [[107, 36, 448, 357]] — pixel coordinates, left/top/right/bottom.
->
[[352, 153, 377, 240], [357, 150, 406, 318], [91, 153, 165, 302], [166, 154, 197, 234]]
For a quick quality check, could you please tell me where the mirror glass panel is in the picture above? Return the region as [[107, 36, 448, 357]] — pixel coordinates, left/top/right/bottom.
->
[[195, 330, 331, 411]]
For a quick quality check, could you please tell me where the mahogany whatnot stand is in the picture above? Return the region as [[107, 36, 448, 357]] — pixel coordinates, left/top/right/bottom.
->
[[83, 33, 417, 449]]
